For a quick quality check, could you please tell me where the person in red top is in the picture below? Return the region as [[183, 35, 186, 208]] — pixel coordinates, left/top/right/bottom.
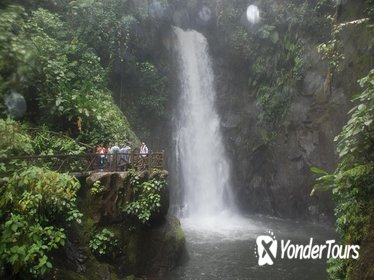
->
[[97, 144, 106, 170]]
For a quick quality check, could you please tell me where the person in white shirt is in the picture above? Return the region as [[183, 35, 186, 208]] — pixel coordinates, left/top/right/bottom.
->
[[140, 142, 148, 157]]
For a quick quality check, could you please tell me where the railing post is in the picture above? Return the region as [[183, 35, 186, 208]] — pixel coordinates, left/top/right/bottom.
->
[[162, 150, 165, 169]]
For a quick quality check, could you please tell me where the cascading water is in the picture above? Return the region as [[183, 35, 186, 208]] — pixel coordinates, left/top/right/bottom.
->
[[173, 26, 237, 228], [169, 27, 334, 279]]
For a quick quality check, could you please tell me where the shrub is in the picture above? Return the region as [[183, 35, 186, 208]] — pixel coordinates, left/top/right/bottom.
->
[[89, 228, 118, 258], [0, 166, 82, 278], [124, 170, 166, 224], [312, 69, 374, 279]]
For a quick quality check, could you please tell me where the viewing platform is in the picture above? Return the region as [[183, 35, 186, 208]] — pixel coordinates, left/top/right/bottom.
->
[[1, 152, 165, 176]]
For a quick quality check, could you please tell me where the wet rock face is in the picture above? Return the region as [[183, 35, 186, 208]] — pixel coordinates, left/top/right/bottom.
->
[[206, 1, 372, 222], [117, 215, 187, 277], [86, 172, 128, 223], [56, 171, 185, 278], [85, 170, 169, 225], [214, 50, 350, 221], [85, 170, 184, 274]]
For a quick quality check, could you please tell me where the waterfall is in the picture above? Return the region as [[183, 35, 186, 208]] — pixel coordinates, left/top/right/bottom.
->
[[173, 27, 236, 224]]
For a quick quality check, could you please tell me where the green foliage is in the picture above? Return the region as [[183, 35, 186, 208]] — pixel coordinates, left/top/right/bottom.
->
[[312, 69, 374, 279], [273, 0, 333, 38], [136, 62, 168, 119], [124, 170, 166, 224], [64, 0, 170, 141], [0, 5, 28, 105], [89, 228, 118, 258], [0, 119, 34, 175], [216, 1, 310, 131], [335, 70, 374, 160], [317, 17, 344, 73], [326, 258, 349, 280], [256, 85, 291, 128], [0, 166, 82, 278], [32, 126, 85, 155], [90, 180, 104, 196], [66, 0, 134, 66], [214, 1, 334, 134], [365, 0, 374, 19], [0, 214, 64, 277], [0, 119, 87, 175], [217, 0, 333, 56], [122, 61, 169, 140], [53, 82, 138, 145], [0, 119, 34, 157], [0, 5, 138, 146], [253, 36, 303, 129]]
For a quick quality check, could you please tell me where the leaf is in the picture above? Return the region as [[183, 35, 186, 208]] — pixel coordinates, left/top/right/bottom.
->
[[270, 31, 279, 44], [11, 223, 19, 232], [55, 97, 63, 106], [310, 166, 328, 175], [357, 104, 367, 111], [364, 119, 373, 126]]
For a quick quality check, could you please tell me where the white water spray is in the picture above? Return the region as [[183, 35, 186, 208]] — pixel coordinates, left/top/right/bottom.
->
[[173, 27, 243, 230]]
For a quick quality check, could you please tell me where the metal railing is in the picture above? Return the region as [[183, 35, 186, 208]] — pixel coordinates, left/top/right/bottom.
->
[[1, 152, 164, 175]]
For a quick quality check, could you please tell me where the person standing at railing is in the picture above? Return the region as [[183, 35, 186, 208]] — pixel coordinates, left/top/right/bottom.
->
[[139, 142, 149, 170], [119, 142, 131, 171], [109, 143, 120, 169], [107, 143, 113, 167], [96, 144, 106, 170], [140, 142, 148, 157]]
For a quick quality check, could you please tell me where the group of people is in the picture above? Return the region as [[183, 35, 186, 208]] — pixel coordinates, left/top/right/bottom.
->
[[96, 142, 149, 171]]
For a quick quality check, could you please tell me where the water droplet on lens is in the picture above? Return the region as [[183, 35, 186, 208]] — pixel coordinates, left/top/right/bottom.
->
[[149, 0, 165, 19], [246, 5, 260, 24], [4, 91, 27, 120], [198, 6, 212, 22]]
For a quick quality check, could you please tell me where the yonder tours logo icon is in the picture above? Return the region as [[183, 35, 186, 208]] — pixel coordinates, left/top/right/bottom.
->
[[255, 231, 277, 266]]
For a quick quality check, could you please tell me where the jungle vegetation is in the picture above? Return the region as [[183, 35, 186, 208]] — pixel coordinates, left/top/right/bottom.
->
[[0, 0, 373, 279]]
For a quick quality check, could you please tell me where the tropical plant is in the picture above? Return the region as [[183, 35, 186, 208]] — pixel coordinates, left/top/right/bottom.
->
[[89, 228, 118, 258], [216, 1, 309, 132], [317, 16, 344, 74], [0, 119, 34, 176], [0, 6, 138, 146], [124, 170, 166, 224], [90, 180, 104, 196], [312, 69, 374, 279], [0, 166, 82, 278], [31, 126, 85, 155], [0, 119, 33, 157]]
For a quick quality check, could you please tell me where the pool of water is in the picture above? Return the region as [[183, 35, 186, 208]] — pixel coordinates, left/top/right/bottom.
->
[[168, 215, 336, 280]]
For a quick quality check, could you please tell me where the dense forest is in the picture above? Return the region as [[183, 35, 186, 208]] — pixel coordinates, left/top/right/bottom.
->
[[0, 0, 373, 279]]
